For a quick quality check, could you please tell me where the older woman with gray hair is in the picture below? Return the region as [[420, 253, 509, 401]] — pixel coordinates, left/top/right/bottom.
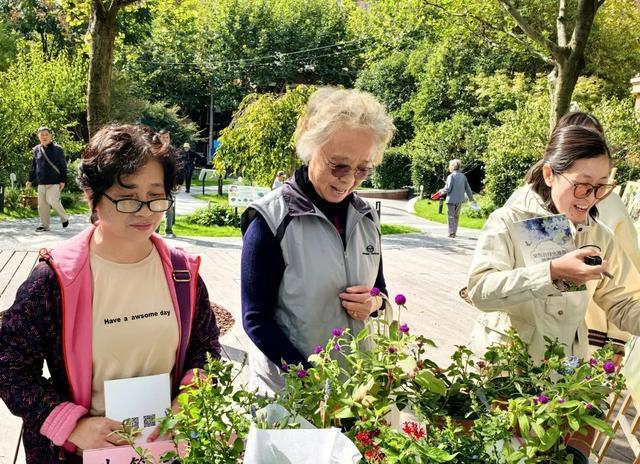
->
[[240, 87, 396, 393], [439, 159, 475, 238]]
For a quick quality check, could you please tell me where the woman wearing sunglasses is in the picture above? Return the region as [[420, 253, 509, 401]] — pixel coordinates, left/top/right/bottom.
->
[[467, 121, 640, 372], [240, 87, 395, 393], [0, 125, 221, 463]]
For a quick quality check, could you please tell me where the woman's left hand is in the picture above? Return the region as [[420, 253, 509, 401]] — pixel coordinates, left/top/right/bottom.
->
[[340, 285, 381, 321], [147, 396, 181, 442]]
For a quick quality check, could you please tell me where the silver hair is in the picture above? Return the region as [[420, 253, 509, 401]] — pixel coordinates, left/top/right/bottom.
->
[[449, 159, 461, 171], [294, 87, 395, 166]]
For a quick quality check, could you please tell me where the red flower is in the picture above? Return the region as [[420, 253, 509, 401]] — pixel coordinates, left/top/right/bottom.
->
[[355, 431, 373, 446], [402, 421, 426, 440]]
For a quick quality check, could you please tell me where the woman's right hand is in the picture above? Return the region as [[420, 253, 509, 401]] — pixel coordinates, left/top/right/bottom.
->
[[68, 416, 128, 450], [549, 248, 607, 284]]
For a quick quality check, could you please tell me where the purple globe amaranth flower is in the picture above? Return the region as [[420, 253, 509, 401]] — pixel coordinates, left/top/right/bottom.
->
[[585, 402, 594, 411], [585, 375, 592, 380], [331, 327, 343, 337], [395, 294, 407, 305], [334, 343, 341, 352], [388, 346, 397, 354], [536, 394, 549, 404], [589, 358, 598, 367], [399, 323, 410, 333], [314, 345, 323, 354], [370, 287, 381, 297], [297, 369, 309, 379], [603, 360, 616, 374], [558, 398, 565, 404], [281, 362, 289, 371]]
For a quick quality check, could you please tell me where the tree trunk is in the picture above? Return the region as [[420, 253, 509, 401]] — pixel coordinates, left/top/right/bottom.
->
[[87, 5, 118, 136], [547, 53, 582, 132]]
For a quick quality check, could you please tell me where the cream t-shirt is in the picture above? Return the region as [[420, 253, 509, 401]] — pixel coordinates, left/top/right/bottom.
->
[[89, 246, 179, 416]]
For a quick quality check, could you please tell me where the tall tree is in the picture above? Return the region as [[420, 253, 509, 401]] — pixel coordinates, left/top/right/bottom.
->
[[87, 0, 138, 135], [497, 0, 604, 129]]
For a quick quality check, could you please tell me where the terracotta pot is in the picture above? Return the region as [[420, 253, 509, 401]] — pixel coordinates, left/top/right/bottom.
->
[[21, 195, 38, 209]]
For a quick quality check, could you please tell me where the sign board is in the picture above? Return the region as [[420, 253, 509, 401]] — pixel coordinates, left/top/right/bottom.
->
[[228, 185, 270, 208], [198, 168, 216, 181]]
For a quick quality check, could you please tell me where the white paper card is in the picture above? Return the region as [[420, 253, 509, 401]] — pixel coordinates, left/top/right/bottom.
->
[[104, 373, 171, 443]]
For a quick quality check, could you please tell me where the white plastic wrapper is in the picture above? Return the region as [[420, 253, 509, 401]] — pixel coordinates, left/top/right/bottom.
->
[[243, 404, 362, 464]]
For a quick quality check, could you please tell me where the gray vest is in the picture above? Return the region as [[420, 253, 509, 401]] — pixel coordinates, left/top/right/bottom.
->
[[242, 181, 381, 393]]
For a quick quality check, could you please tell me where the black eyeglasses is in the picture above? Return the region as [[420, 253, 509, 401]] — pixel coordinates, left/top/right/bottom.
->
[[323, 155, 373, 180], [555, 172, 615, 200], [103, 192, 173, 213]]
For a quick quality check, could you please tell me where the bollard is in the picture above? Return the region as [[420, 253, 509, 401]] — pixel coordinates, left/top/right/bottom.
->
[[438, 197, 445, 214], [0, 184, 4, 212], [218, 175, 223, 196]]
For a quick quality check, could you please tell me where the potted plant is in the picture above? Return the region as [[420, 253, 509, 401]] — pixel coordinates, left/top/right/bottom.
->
[[20, 187, 38, 209]]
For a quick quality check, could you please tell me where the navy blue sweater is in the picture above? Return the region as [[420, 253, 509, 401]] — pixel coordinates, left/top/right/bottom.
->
[[241, 170, 387, 369]]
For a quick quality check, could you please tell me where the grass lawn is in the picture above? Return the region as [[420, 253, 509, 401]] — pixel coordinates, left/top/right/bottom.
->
[[381, 224, 420, 235], [0, 203, 90, 220], [192, 194, 231, 206], [160, 216, 242, 237], [414, 198, 487, 230]]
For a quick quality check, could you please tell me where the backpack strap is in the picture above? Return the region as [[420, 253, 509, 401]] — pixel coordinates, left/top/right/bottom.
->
[[170, 247, 193, 387]]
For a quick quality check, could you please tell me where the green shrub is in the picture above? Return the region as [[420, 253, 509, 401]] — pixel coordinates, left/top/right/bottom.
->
[[187, 204, 237, 227], [371, 148, 413, 189], [483, 93, 548, 207], [3, 187, 21, 210], [60, 191, 79, 209]]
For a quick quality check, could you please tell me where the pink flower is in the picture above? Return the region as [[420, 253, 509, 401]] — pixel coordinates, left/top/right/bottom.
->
[[395, 294, 407, 305], [585, 402, 593, 411], [314, 345, 323, 354], [536, 394, 549, 404], [589, 358, 598, 366], [334, 343, 341, 352], [399, 324, 410, 333], [388, 346, 396, 354], [370, 287, 381, 296], [331, 327, 343, 337], [296, 369, 309, 379], [281, 362, 288, 371]]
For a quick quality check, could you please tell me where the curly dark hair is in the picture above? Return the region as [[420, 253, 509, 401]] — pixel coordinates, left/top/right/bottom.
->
[[78, 124, 176, 223]]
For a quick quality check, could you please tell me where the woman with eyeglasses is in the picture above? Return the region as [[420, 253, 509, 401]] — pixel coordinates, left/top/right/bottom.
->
[[467, 122, 640, 369], [240, 87, 395, 393], [0, 125, 221, 463]]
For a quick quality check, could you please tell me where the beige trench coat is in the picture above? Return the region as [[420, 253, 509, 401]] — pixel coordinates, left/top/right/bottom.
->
[[467, 186, 640, 363]]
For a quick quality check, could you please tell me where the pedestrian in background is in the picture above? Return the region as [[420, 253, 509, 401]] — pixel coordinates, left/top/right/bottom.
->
[[181, 142, 199, 193], [271, 170, 287, 189], [157, 129, 183, 238], [26, 126, 69, 232], [438, 159, 475, 238]]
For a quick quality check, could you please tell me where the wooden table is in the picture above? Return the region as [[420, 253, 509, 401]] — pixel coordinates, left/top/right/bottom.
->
[[0, 250, 39, 464]]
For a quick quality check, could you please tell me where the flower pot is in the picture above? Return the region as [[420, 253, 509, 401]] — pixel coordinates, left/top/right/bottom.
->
[[20, 195, 38, 209]]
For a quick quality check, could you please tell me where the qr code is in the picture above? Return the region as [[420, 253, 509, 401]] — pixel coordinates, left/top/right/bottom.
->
[[124, 417, 139, 428], [143, 414, 157, 427]]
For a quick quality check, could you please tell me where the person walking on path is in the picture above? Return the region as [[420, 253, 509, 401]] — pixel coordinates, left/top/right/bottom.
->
[[181, 142, 200, 193], [438, 159, 474, 238], [158, 129, 184, 238], [26, 126, 69, 232]]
